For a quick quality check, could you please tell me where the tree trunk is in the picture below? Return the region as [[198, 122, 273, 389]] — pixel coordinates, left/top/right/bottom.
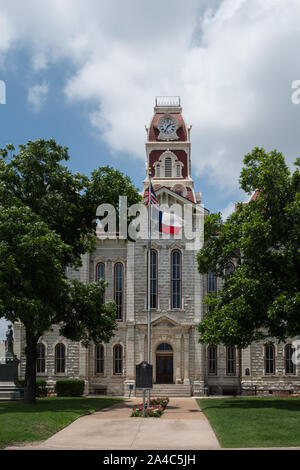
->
[[24, 329, 38, 404]]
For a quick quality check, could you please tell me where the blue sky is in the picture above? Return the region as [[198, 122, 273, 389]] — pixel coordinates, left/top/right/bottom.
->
[[1, 0, 300, 338], [0, 47, 234, 214]]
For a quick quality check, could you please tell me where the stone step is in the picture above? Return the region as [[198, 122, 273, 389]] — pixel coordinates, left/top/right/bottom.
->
[[0, 386, 24, 399], [136, 384, 191, 397]]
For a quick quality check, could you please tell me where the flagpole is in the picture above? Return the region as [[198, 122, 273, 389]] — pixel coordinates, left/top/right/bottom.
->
[[147, 167, 152, 406]]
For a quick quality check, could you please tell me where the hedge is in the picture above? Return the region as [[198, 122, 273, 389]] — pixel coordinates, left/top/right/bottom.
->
[[55, 379, 85, 397], [18, 378, 47, 397]]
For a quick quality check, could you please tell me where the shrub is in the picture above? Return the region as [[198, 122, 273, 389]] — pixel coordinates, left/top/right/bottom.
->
[[56, 379, 85, 397], [18, 378, 47, 397]]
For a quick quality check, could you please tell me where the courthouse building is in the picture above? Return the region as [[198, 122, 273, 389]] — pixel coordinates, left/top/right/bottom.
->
[[14, 97, 300, 396]]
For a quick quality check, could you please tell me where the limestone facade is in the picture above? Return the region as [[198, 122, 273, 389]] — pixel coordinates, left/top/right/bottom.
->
[[15, 98, 300, 396]]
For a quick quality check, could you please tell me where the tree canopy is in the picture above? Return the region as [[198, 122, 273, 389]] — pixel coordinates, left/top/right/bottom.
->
[[0, 138, 141, 403], [197, 147, 300, 349]]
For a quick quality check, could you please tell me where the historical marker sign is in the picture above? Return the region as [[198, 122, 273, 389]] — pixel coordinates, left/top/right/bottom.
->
[[136, 361, 153, 389]]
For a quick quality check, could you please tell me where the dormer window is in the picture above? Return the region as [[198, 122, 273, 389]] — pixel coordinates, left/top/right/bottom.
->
[[152, 151, 184, 179]]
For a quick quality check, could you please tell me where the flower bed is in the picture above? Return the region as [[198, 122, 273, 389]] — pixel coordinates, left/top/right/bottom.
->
[[131, 397, 169, 417]]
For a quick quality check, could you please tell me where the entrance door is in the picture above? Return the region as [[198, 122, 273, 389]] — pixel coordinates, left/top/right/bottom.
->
[[156, 355, 173, 383]]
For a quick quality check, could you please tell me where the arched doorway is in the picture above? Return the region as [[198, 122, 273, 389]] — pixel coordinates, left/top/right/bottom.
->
[[156, 343, 173, 384]]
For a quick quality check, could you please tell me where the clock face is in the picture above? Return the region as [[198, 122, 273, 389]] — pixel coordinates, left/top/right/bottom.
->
[[159, 118, 176, 135]]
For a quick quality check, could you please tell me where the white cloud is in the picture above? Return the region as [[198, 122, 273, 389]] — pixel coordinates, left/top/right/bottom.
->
[[0, 13, 13, 53], [27, 82, 49, 112], [1, 0, 300, 196]]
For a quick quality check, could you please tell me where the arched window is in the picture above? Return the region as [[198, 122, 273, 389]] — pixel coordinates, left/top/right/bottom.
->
[[208, 270, 217, 292], [165, 157, 172, 177], [226, 346, 236, 375], [156, 165, 160, 178], [225, 263, 235, 279], [150, 249, 158, 309], [265, 344, 275, 374], [208, 345, 217, 375], [36, 343, 45, 374], [114, 263, 123, 321], [95, 345, 104, 375], [113, 345, 123, 375], [96, 262, 105, 282], [156, 343, 173, 352], [285, 344, 295, 375], [55, 343, 65, 374], [171, 250, 181, 309]]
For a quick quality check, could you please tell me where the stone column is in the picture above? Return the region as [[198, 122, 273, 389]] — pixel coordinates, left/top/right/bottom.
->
[[106, 261, 113, 300], [79, 342, 89, 395], [138, 331, 146, 364], [80, 253, 90, 284], [193, 252, 202, 322], [125, 325, 135, 379], [175, 335, 181, 384], [193, 326, 205, 396], [242, 346, 251, 376], [183, 331, 190, 384], [124, 325, 136, 397], [126, 242, 135, 323]]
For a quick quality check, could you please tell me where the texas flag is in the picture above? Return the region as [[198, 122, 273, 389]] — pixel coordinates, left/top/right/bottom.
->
[[147, 184, 182, 234]]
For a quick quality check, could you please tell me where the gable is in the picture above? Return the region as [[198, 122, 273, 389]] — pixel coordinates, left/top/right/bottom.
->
[[151, 316, 181, 328]]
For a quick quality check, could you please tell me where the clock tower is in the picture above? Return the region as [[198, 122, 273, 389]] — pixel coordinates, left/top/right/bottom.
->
[[143, 96, 200, 204]]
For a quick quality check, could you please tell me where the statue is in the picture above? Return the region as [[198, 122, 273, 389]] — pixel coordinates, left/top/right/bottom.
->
[[0, 324, 24, 399], [5, 324, 14, 357]]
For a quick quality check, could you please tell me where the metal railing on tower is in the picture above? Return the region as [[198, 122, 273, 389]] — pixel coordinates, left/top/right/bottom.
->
[[155, 96, 181, 107]]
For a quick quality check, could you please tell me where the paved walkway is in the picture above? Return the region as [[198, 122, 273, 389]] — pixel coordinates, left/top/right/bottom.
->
[[5, 398, 221, 450]]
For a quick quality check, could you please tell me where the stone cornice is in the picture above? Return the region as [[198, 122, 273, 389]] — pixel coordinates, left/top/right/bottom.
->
[[146, 141, 190, 149], [136, 323, 191, 331]]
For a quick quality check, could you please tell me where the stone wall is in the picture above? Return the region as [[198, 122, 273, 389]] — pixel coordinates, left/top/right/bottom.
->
[[12, 235, 300, 398], [17, 324, 82, 392], [241, 339, 300, 395]]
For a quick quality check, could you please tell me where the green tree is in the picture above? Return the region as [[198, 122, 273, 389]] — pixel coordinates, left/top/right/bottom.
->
[[197, 147, 300, 349], [0, 139, 141, 404]]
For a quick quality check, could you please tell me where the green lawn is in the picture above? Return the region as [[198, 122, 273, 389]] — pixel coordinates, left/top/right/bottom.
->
[[197, 397, 300, 448], [0, 396, 123, 449]]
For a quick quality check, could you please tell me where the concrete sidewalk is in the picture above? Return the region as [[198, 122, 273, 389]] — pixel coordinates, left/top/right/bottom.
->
[[5, 398, 221, 450]]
